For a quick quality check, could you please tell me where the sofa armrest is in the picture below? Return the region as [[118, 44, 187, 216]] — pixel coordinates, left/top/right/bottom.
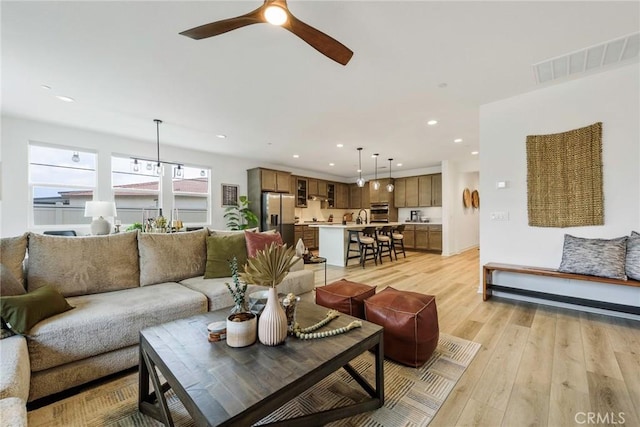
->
[[0, 335, 30, 402]]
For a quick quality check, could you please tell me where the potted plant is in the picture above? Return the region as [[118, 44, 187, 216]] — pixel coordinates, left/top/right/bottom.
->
[[225, 257, 257, 347], [224, 195, 259, 230], [241, 242, 297, 346]]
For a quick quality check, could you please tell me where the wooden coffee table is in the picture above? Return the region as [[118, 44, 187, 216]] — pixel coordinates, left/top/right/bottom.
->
[[138, 302, 384, 426]]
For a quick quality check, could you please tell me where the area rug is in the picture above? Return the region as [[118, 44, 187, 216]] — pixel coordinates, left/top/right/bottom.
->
[[28, 334, 480, 427]]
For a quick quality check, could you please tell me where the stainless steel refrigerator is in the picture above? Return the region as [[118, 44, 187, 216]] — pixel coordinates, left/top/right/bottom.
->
[[262, 192, 295, 247]]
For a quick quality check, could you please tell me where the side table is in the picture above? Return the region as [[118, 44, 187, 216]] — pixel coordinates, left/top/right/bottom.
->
[[304, 256, 327, 285]]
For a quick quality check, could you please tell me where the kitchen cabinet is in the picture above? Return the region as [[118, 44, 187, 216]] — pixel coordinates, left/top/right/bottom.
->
[[369, 179, 393, 203], [431, 174, 442, 207], [336, 183, 349, 209], [393, 173, 442, 208], [295, 177, 308, 208], [251, 168, 291, 193], [405, 176, 419, 207], [394, 178, 405, 207], [414, 224, 429, 249], [327, 183, 336, 208], [417, 173, 442, 207], [349, 183, 362, 209], [428, 225, 442, 251], [317, 181, 328, 198], [295, 224, 318, 250], [418, 175, 432, 207], [401, 224, 441, 252], [308, 179, 318, 196], [403, 224, 415, 248]]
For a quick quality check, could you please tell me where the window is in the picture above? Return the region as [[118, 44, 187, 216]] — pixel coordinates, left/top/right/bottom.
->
[[172, 166, 210, 224], [29, 144, 97, 226], [111, 156, 160, 225]]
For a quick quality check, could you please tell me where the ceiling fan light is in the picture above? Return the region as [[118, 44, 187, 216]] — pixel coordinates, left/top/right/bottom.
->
[[264, 5, 288, 25]]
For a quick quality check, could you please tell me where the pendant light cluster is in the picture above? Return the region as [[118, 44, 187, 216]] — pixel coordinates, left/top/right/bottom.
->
[[354, 148, 396, 192], [131, 119, 184, 177]]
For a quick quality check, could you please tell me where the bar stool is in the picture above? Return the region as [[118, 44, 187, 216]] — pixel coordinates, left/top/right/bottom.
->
[[345, 230, 363, 267], [359, 227, 378, 268], [391, 224, 406, 260], [376, 226, 394, 263]]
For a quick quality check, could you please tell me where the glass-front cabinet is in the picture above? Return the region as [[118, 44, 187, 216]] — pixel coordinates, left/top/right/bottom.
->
[[296, 177, 308, 208]]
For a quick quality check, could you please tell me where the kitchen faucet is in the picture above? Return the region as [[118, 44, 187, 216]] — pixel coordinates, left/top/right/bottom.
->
[[357, 208, 368, 224]]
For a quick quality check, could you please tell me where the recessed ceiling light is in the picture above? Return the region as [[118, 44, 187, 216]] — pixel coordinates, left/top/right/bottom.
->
[[41, 85, 51, 90], [427, 120, 438, 126], [329, 163, 335, 166], [293, 154, 299, 158], [357, 169, 362, 173], [216, 134, 227, 139], [396, 163, 403, 167], [471, 151, 479, 155], [56, 95, 75, 102], [454, 138, 463, 143], [336, 144, 344, 148]]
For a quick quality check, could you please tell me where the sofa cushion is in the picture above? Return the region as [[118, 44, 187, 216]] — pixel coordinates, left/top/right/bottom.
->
[[1, 286, 73, 335], [27, 232, 140, 296], [138, 229, 208, 286], [180, 269, 315, 312], [27, 283, 207, 372], [0, 397, 27, 426], [204, 234, 249, 279], [558, 234, 628, 280], [0, 234, 28, 287], [245, 231, 283, 257], [0, 335, 30, 401], [0, 265, 25, 297], [627, 231, 640, 281]]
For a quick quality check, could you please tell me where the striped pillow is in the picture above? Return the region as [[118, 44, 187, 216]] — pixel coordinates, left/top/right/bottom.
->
[[558, 234, 628, 280]]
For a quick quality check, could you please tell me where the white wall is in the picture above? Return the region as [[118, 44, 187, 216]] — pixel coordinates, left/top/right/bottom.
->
[[442, 159, 480, 256], [0, 116, 274, 236], [479, 63, 640, 316]]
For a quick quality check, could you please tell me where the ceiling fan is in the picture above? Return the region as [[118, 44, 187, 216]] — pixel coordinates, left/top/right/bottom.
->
[[179, 0, 353, 66]]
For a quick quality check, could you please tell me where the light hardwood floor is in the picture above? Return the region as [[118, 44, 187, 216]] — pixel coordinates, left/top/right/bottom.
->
[[305, 248, 640, 427]]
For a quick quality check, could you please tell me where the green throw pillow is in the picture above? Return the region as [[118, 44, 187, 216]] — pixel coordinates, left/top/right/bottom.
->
[[0, 285, 73, 334], [204, 234, 249, 279]]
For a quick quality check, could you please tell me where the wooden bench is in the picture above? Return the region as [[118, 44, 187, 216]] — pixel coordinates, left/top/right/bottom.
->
[[483, 262, 640, 315]]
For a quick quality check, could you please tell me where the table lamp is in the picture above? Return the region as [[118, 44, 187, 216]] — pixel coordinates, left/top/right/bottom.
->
[[85, 201, 117, 235]]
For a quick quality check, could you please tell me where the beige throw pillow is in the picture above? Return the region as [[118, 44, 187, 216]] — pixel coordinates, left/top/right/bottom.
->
[[138, 229, 209, 286]]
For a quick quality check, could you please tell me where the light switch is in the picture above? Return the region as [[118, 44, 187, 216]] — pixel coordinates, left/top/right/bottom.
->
[[490, 211, 509, 221]]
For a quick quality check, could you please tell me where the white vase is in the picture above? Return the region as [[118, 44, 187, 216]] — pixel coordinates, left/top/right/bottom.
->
[[258, 287, 288, 346]]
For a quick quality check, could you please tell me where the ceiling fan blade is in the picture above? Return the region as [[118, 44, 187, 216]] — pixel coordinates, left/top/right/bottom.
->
[[180, 6, 265, 40], [282, 14, 353, 65]]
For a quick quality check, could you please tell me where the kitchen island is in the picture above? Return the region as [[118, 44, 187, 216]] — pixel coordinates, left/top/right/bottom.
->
[[308, 222, 406, 267]]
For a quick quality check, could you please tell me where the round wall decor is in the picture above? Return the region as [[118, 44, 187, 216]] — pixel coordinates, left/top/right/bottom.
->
[[472, 190, 480, 208], [463, 188, 471, 208]]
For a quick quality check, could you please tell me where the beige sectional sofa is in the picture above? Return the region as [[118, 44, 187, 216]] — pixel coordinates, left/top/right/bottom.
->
[[0, 229, 314, 425]]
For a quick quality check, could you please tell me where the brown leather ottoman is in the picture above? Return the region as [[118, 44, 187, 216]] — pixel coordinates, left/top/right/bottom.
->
[[364, 286, 439, 367], [315, 279, 376, 319]]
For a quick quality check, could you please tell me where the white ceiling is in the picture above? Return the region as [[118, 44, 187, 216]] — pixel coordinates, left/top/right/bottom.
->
[[2, 1, 639, 178]]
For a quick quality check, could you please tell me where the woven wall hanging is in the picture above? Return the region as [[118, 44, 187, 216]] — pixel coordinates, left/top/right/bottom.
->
[[526, 122, 603, 227]]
